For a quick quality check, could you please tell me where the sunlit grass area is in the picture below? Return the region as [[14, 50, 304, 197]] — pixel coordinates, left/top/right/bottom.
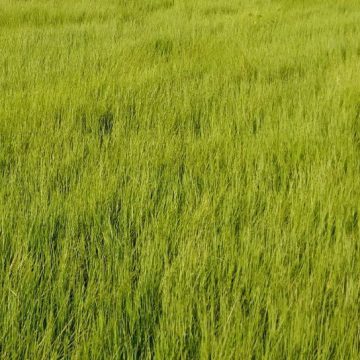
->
[[1, 0, 360, 358]]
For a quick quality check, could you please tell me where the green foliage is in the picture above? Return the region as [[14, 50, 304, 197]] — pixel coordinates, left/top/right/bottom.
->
[[1, 0, 360, 358]]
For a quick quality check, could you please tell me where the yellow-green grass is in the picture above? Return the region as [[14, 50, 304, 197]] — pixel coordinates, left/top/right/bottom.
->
[[1, 0, 360, 358]]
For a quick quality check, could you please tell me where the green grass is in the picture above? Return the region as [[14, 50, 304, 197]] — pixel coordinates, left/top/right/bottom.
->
[[1, 0, 360, 358]]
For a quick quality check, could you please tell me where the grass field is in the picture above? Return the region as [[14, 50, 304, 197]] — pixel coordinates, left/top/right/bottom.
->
[[1, 0, 360, 358]]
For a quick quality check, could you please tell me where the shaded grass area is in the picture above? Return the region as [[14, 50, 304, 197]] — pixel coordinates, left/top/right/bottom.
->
[[1, 0, 360, 358]]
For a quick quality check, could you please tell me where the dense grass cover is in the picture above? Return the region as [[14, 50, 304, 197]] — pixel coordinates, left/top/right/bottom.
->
[[1, 0, 360, 358]]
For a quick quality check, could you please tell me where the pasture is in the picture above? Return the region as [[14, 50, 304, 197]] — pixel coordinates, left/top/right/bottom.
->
[[1, 0, 360, 358]]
